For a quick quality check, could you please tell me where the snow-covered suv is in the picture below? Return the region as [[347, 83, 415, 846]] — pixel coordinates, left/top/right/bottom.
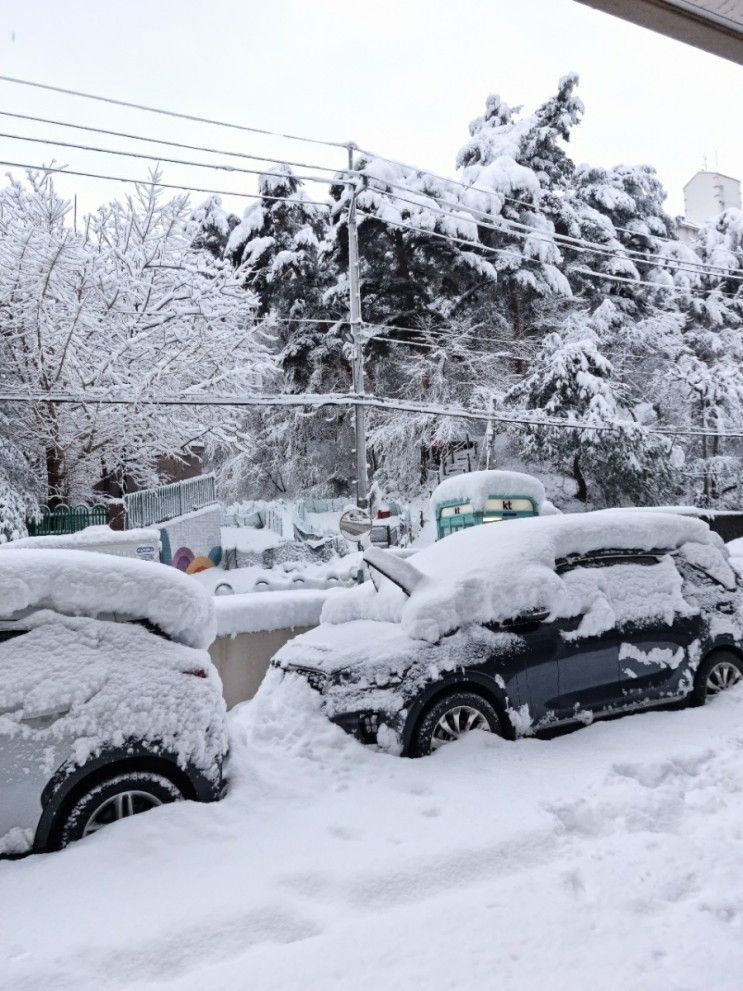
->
[[274, 510, 743, 757], [0, 550, 227, 856]]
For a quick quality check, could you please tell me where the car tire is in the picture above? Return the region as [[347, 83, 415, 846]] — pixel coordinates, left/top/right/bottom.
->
[[690, 651, 743, 707], [411, 691, 502, 757], [55, 771, 184, 849]]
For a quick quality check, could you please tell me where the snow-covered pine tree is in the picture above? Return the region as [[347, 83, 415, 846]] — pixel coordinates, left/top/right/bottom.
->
[[0, 426, 38, 543], [189, 194, 239, 259], [671, 208, 743, 504], [508, 314, 673, 505], [216, 165, 352, 497], [453, 78, 580, 351], [225, 164, 342, 390]]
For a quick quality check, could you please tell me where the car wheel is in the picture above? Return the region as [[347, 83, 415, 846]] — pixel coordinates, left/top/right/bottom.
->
[[691, 651, 743, 707], [56, 772, 184, 849], [411, 691, 501, 757]]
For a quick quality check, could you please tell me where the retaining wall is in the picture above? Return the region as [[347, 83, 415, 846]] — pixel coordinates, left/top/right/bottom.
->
[[209, 627, 313, 709], [158, 505, 222, 575], [209, 588, 334, 707]]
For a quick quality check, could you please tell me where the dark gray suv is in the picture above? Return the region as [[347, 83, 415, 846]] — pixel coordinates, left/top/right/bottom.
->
[[274, 510, 743, 757]]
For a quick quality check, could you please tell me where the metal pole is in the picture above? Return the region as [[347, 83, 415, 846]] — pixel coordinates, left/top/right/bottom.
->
[[347, 143, 369, 509]]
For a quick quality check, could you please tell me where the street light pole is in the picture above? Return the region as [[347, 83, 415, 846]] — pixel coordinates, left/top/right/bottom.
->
[[347, 143, 369, 510]]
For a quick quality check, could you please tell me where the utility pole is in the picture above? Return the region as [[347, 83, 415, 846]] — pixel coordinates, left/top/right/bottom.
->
[[347, 143, 369, 510]]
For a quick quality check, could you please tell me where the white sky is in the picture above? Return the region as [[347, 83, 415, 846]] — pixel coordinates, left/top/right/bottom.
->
[[0, 0, 740, 221]]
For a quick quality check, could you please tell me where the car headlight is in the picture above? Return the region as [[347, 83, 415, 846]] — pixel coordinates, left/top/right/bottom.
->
[[332, 667, 409, 688]]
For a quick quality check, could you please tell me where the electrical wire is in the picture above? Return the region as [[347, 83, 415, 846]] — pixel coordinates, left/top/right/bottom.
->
[[0, 131, 352, 188], [355, 145, 743, 277], [0, 159, 334, 208], [1, 388, 740, 438], [359, 175, 743, 284], [365, 334, 531, 362], [355, 208, 742, 300], [4, 131, 739, 284], [2, 75, 737, 280], [0, 110, 344, 176], [0, 75, 351, 150]]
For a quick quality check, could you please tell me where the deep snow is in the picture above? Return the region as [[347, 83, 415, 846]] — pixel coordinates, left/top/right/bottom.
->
[[3, 674, 743, 991]]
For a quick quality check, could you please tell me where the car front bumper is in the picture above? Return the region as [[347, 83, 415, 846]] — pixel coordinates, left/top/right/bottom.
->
[[330, 707, 406, 754]]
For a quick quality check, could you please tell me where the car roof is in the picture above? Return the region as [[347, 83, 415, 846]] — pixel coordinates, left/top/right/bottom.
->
[[0, 549, 215, 649], [323, 509, 733, 644]]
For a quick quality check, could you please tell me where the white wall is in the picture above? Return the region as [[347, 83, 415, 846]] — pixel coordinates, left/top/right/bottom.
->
[[209, 627, 313, 708], [683, 171, 741, 226]]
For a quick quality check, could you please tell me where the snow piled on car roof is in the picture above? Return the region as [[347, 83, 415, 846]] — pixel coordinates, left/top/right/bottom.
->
[[322, 510, 736, 643], [0, 549, 215, 649], [430, 469, 546, 512]]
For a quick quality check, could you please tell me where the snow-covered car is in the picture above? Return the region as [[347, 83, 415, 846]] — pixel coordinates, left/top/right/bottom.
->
[[273, 510, 743, 757], [0, 550, 227, 856]]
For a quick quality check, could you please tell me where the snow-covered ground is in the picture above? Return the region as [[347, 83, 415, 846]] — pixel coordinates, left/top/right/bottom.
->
[[194, 527, 361, 596], [4, 673, 743, 991]]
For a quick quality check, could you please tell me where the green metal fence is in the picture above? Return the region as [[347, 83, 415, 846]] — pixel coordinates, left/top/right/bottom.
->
[[123, 474, 217, 529], [27, 504, 108, 537]]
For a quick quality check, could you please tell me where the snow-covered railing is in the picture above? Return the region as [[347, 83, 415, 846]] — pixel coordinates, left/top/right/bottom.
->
[[124, 474, 217, 529], [263, 505, 288, 538], [27, 504, 108, 537], [296, 498, 348, 519]]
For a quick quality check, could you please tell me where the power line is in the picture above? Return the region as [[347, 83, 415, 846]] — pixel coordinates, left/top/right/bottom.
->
[[0, 159, 334, 208], [355, 144, 743, 276], [359, 175, 743, 283], [0, 110, 344, 177], [6, 110, 735, 281], [4, 74, 738, 283], [364, 323, 539, 352], [0, 388, 739, 438], [4, 138, 738, 286], [365, 334, 530, 362], [0, 131, 352, 188], [0, 75, 351, 151], [356, 208, 741, 300]]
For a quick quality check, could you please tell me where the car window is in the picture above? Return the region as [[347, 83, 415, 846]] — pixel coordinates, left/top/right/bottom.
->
[[556, 552, 663, 573], [676, 553, 737, 591], [559, 555, 688, 639], [0, 630, 26, 644]]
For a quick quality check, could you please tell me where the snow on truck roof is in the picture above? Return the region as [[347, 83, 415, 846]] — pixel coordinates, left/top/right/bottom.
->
[[323, 510, 736, 644], [0, 549, 215, 649], [430, 470, 546, 512]]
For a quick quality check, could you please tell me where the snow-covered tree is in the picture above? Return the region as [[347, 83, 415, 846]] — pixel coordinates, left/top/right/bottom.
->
[[210, 165, 352, 497], [508, 315, 674, 504], [189, 195, 239, 259], [0, 169, 272, 504], [667, 208, 743, 503], [0, 426, 38, 542]]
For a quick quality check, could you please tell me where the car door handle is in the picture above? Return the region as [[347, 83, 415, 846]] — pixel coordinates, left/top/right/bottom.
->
[[21, 705, 72, 727]]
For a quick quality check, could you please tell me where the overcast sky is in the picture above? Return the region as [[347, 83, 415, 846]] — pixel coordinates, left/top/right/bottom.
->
[[0, 0, 740, 221]]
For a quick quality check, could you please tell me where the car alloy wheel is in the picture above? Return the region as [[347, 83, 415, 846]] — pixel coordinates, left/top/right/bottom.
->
[[82, 790, 164, 837], [412, 690, 501, 757], [431, 705, 491, 750], [706, 660, 743, 696], [54, 771, 184, 849]]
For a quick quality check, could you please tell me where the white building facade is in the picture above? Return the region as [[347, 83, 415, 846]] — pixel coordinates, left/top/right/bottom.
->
[[678, 170, 741, 242]]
